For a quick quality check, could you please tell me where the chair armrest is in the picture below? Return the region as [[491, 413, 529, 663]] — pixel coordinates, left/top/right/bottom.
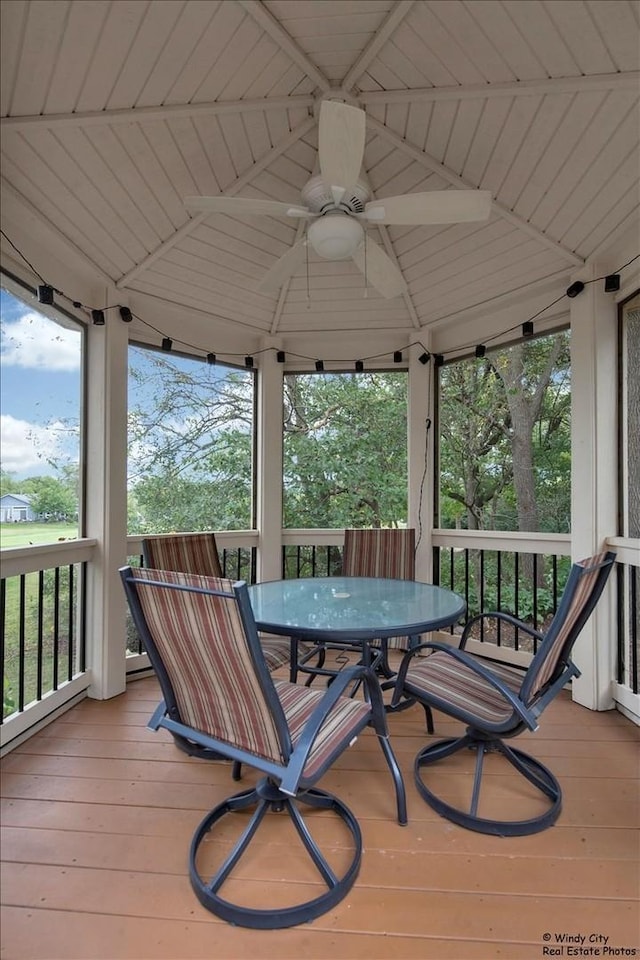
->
[[395, 641, 539, 731], [459, 611, 546, 649]]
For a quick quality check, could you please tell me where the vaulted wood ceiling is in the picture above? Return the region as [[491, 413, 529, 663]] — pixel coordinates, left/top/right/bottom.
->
[[1, 0, 638, 349]]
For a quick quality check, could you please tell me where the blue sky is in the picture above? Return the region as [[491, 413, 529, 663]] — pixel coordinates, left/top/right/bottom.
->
[[1, 287, 82, 479]]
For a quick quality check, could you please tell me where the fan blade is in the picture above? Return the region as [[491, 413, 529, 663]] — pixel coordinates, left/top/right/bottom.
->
[[363, 190, 492, 225], [258, 238, 308, 292], [184, 196, 313, 219], [351, 238, 406, 300], [318, 100, 366, 203]]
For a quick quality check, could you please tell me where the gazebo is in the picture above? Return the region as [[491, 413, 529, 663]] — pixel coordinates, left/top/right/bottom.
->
[[1, 1, 638, 954]]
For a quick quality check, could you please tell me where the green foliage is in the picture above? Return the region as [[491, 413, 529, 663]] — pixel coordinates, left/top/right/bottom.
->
[[283, 372, 407, 528], [438, 331, 571, 533]]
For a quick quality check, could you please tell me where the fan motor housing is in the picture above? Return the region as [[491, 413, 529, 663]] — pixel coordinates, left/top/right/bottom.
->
[[301, 175, 370, 215]]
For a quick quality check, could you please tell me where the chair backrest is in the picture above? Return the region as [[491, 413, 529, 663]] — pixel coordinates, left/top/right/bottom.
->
[[522, 550, 616, 704], [142, 532, 223, 577], [343, 528, 415, 579], [121, 566, 290, 765]]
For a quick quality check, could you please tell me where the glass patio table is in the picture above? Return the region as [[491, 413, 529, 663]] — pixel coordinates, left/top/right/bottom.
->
[[248, 576, 466, 687]]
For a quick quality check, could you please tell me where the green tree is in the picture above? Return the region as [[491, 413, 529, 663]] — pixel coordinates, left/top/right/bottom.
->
[[283, 372, 408, 528], [21, 474, 77, 520]]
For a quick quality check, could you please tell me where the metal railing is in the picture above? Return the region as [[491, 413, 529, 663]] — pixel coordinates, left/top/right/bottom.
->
[[1, 541, 92, 724]]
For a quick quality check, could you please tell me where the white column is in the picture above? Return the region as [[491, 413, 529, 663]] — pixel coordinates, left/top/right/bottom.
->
[[570, 266, 618, 710], [255, 342, 284, 582], [84, 298, 129, 699], [408, 344, 434, 583]]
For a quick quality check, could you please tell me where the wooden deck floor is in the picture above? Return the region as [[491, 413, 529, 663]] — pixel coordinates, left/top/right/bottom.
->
[[1, 670, 639, 960]]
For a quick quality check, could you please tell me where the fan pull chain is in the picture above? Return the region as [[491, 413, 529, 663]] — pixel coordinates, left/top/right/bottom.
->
[[364, 233, 368, 299]]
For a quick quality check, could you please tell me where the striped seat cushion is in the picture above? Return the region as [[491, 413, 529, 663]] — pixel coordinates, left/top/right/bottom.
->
[[260, 635, 294, 671], [404, 651, 525, 725], [274, 680, 371, 781]]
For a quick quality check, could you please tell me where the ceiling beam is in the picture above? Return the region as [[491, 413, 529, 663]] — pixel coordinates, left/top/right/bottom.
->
[[116, 116, 316, 290], [342, 0, 415, 93], [270, 220, 306, 335], [373, 222, 421, 329], [0, 96, 314, 132], [426, 269, 573, 334], [358, 71, 639, 105], [1, 177, 117, 291], [238, 0, 331, 94], [367, 116, 584, 267]]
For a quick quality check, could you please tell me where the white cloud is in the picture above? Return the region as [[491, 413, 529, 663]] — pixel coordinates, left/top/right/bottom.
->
[[0, 414, 75, 474], [1, 312, 81, 371]]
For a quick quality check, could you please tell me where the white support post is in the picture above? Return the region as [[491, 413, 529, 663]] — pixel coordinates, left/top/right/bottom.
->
[[408, 344, 434, 583], [256, 342, 284, 582], [84, 297, 129, 700], [570, 266, 618, 710]]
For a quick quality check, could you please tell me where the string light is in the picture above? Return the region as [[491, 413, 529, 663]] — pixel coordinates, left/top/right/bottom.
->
[[3, 231, 637, 372], [38, 285, 54, 305]]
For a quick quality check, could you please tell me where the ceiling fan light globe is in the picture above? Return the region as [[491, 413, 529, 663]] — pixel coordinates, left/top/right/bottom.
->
[[308, 216, 364, 260]]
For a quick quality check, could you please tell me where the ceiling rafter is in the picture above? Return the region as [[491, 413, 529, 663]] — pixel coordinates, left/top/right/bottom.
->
[[367, 116, 584, 267], [1, 177, 118, 291], [358, 72, 639, 105], [342, 0, 415, 93], [376, 222, 421, 329], [270, 219, 306, 335], [116, 115, 316, 290], [0, 96, 314, 132], [238, 0, 331, 94]]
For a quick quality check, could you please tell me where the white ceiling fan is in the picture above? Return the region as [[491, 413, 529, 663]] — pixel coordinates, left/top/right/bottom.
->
[[185, 100, 492, 300]]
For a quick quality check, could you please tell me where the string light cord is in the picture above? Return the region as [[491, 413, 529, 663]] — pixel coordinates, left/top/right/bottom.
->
[[1, 230, 637, 368]]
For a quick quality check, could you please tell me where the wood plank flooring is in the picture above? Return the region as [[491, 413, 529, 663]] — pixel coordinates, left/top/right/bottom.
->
[[1, 670, 638, 960]]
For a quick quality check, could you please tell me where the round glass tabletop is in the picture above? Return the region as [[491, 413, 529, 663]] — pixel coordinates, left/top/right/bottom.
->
[[248, 576, 466, 642]]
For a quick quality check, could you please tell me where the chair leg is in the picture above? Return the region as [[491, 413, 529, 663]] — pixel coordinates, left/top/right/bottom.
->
[[189, 777, 363, 928], [376, 733, 408, 825], [413, 733, 563, 836]]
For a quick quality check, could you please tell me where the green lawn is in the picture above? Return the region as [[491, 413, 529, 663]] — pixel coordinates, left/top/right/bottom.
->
[[0, 522, 79, 548]]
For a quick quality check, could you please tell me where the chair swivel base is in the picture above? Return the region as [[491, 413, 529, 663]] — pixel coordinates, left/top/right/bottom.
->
[[189, 777, 362, 929], [414, 733, 562, 837]]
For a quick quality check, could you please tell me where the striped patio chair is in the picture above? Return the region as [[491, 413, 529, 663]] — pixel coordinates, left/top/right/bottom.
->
[[391, 550, 616, 836], [293, 527, 420, 692], [142, 533, 296, 676], [120, 566, 407, 929]]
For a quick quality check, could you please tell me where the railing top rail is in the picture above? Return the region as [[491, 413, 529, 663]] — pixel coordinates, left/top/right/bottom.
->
[[0, 538, 97, 578], [432, 530, 572, 555]]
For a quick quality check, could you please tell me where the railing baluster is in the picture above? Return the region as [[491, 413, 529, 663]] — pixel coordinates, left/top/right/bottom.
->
[[533, 554, 539, 632], [631, 565, 638, 695], [18, 574, 26, 712], [514, 553, 520, 651], [479, 550, 485, 642], [496, 551, 502, 647], [0, 578, 6, 723], [53, 567, 60, 691], [67, 564, 75, 682], [37, 570, 44, 700]]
